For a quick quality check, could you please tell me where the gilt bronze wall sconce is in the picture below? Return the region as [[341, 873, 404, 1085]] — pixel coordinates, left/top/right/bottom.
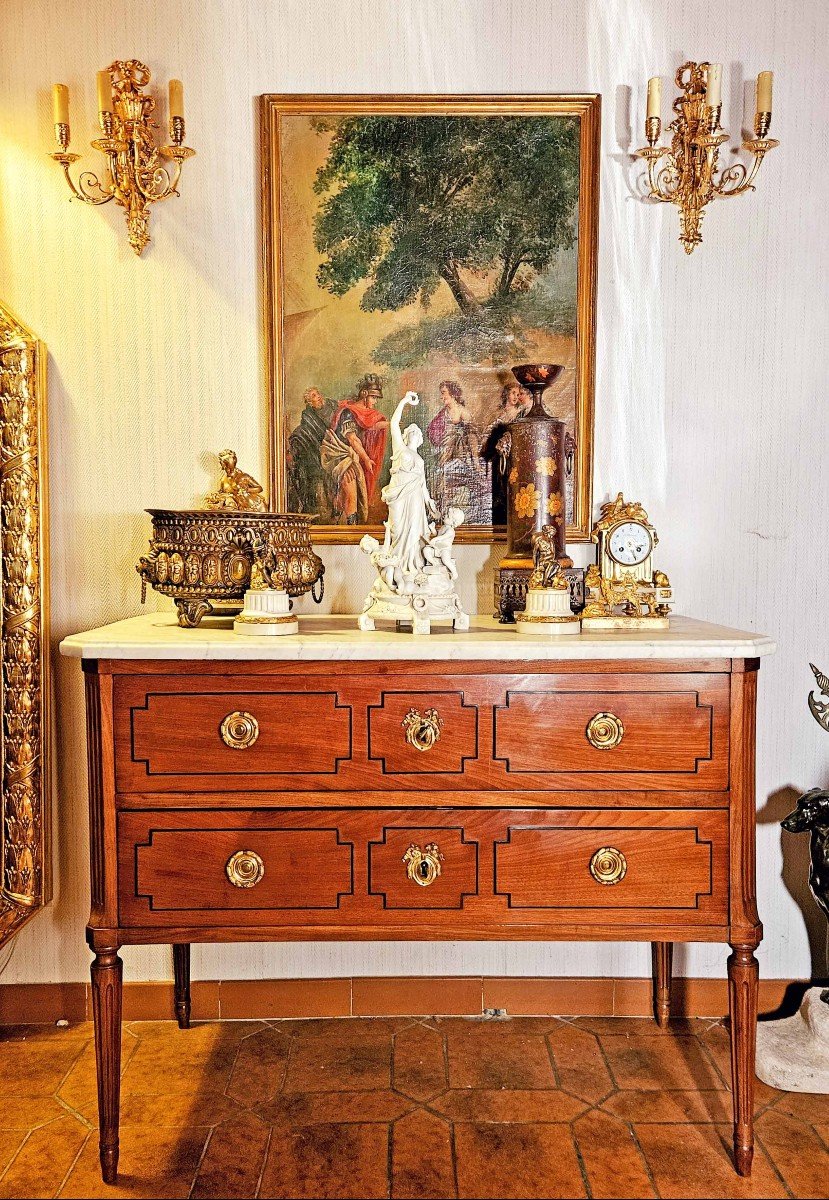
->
[[634, 62, 778, 254], [50, 59, 195, 255]]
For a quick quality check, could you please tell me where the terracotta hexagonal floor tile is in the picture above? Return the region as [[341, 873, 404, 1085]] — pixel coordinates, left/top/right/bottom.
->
[[446, 1030, 556, 1090], [282, 1029, 392, 1094], [633, 1122, 787, 1198], [573, 1109, 656, 1199], [0, 1115, 88, 1200], [190, 1114, 270, 1200], [391, 1108, 455, 1198], [546, 1022, 614, 1103], [392, 1022, 447, 1101], [755, 1107, 829, 1198], [600, 1033, 724, 1092]]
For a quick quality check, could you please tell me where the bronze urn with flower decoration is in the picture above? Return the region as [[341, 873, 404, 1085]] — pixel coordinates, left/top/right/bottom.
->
[[495, 365, 576, 621]]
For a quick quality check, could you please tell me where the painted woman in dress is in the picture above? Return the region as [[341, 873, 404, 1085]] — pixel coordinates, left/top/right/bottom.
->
[[426, 380, 489, 522]]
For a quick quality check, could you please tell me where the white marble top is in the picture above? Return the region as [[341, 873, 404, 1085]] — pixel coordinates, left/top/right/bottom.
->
[[59, 613, 776, 662]]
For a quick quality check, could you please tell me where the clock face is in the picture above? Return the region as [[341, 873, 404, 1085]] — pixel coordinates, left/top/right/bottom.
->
[[608, 521, 653, 567]]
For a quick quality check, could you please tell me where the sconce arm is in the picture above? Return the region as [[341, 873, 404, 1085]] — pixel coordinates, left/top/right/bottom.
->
[[715, 139, 779, 198], [51, 153, 115, 205], [633, 145, 677, 202]]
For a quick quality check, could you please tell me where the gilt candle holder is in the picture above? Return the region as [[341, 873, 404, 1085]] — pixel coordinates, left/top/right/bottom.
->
[[635, 61, 778, 254], [50, 60, 195, 256]]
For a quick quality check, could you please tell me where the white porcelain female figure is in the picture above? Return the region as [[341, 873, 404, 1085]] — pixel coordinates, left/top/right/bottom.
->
[[380, 393, 437, 580], [359, 391, 469, 634]]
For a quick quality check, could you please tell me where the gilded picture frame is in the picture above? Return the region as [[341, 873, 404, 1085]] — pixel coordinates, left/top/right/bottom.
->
[[261, 93, 600, 543], [0, 303, 50, 946]]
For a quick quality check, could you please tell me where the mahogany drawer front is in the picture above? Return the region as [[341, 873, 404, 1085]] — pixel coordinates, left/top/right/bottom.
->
[[115, 678, 353, 792], [367, 690, 478, 776], [115, 671, 730, 795], [493, 673, 729, 790], [117, 807, 727, 931], [494, 817, 725, 914], [368, 826, 479, 909], [119, 816, 354, 923]]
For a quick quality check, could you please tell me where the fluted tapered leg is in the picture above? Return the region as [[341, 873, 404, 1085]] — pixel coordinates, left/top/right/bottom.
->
[[173, 944, 191, 1029], [91, 947, 122, 1184], [728, 943, 758, 1177], [651, 941, 673, 1028]]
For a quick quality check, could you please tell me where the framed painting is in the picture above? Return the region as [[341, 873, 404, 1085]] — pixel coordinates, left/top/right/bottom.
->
[[261, 93, 600, 543]]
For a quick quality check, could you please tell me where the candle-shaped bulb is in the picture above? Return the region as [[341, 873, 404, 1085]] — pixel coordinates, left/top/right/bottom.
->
[[646, 76, 662, 120], [705, 63, 722, 109], [169, 79, 184, 120], [52, 83, 69, 126], [96, 70, 112, 113], [756, 70, 773, 113]]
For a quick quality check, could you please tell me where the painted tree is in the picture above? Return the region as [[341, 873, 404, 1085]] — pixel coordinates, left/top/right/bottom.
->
[[312, 115, 580, 318]]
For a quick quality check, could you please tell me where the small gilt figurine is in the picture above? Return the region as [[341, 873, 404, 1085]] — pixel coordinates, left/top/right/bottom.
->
[[516, 524, 579, 636], [528, 525, 569, 591], [359, 392, 469, 635], [205, 449, 267, 512]]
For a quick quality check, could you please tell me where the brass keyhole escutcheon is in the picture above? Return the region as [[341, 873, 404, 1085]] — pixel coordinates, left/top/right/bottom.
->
[[402, 707, 443, 753], [220, 710, 259, 750], [403, 842, 444, 887], [226, 849, 265, 888], [589, 846, 627, 886], [585, 712, 624, 750]]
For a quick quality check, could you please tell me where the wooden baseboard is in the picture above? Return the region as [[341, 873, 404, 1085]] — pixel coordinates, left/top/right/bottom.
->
[[0, 975, 805, 1024]]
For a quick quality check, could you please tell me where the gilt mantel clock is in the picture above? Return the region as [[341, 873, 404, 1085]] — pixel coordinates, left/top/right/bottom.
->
[[582, 493, 672, 629]]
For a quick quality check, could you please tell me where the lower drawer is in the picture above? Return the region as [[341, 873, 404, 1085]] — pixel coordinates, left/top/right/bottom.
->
[[117, 807, 729, 931]]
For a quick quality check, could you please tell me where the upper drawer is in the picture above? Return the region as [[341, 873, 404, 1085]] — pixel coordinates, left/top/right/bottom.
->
[[493, 673, 729, 790], [116, 678, 353, 792], [114, 670, 729, 794]]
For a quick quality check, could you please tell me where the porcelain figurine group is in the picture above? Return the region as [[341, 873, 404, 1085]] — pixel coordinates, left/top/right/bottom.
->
[[359, 393, 470, 635]]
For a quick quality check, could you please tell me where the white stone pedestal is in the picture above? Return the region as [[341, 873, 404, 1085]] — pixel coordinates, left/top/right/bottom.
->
[[516, 587, 580, 636], [233, 588, 298, 636], [756, 987, 829, 1092]]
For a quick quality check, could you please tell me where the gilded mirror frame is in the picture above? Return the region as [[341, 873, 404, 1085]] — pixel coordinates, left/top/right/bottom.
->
[[0, 303, 50, 946], [261, 93, 600, 544]]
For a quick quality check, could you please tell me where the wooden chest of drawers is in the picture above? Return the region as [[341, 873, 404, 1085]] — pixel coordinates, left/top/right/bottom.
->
[[63, 613, 774, 1184]]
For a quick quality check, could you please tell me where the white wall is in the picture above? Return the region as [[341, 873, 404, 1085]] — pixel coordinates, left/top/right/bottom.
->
[[1, 0, 827, 985]]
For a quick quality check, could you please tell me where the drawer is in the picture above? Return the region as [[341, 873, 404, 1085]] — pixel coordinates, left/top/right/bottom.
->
[[493, 674, 729, 790], [368, 825, 479, 909], [115, 677, 354, 792], [115, 671, 729, 795], [118, 807, 728, 932]]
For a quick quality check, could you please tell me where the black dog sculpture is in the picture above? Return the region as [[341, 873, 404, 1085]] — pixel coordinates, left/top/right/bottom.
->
[[782, 788, 829, 923]]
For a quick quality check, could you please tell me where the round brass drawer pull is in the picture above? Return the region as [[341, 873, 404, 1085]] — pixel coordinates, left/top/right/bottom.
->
[[403, 842, 444, 887], [226, 849, 265, 888], [589, 846, 627, 886], [585, 712, 624, 750], [402, 707, 443, 753], [220, 710, 259, 750]]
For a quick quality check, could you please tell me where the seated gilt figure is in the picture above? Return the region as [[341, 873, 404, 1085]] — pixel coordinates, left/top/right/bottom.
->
[[205, 449, 267, 512]]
